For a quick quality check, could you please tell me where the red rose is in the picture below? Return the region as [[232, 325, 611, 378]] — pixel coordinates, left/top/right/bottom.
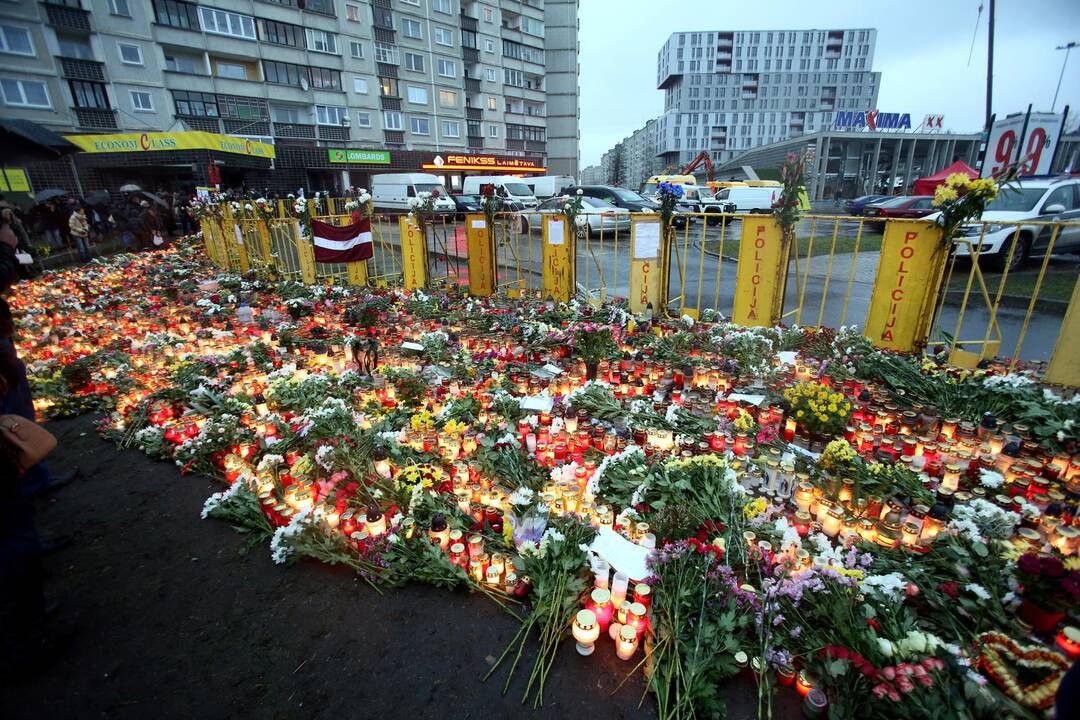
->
[[938, 581, 960, 598], [1040, 555, 1066, 579], [1017, 553, 1042, 575]]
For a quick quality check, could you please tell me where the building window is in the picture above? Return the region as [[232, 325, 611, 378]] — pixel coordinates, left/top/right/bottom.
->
[[309, 67, 341, 90], [519, 16, 543, 37], [215, 60, 247, 80], [117, 43, 144, 65], [438, 89, 457, 108], [503, 68, 523, 87], [304, 0, 335, 15], [69, 80, 110, 109], [131, 90, 154, 111], [58, 37, 93, 60], [383, 110, 402, 130], [434, 27, 454, 46], [374, 42, 398, 64], [407, 85, 428, 104], [441, 120, 460, 137], [350, 41, 364, 59], [0, 25, 34, 56], [316, 105, 348, 126], [173, 90, 218, 116], [507, 124, 545, 141], [484, 68, 496, 82], [410, 116, 430, 135], [503, 39, 543, 64], [483, 7, 493, 22], [484, 39, 494, 54], [306, 29, 338, 54], [108, 0, 131, 15], [434, 0, 451, 13], [270, 105, 301, 123], [355, 111, 371, 127], [404, 52, 424, 72], [346, 3, 361, 21], [261, 19, 303, 47], [373, 7, 393, 29], [488, 123, 498, 138], [353, 77, 368, 94], [199, 8, 256, 40], [437, 59, 456, 77], [153, 0, 200, 31], [165, 53, 200, 74], [263, 60, 303, 86], [402, 18, 423, 39], [379, 77, 398, 96], [0, 78, 50, 108], [402, 0, 420, 4], [486, 96, 496, 110]]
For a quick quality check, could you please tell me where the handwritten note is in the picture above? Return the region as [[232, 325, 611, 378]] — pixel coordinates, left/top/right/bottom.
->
[[634, 222, 660, 259], [471, 219, 486, 229], [547, 218, 565, 245]]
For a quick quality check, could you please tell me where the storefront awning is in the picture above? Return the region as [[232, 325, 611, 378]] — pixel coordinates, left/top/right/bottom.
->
[[63, 131, 276, 160]]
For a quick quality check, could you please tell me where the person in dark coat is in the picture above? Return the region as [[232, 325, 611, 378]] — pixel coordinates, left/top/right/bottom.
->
[[137, 201, 161, 250]]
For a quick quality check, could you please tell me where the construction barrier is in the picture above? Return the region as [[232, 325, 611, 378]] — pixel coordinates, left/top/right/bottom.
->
[[196, 208, 1080, 387]]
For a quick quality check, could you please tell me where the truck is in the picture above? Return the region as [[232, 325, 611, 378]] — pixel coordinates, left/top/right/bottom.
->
[[462, 175, 540, 210], [525, 175, 576, 199], [371, 173, 456, 213]]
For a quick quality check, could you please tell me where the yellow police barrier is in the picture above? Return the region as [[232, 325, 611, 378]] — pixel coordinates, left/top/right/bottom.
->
[[465, 213, 495, 297], [732, 217, 790, 327], [629, 217, 662, 315], [1043, 278, 1080, 387], [864, 219, 947, 352], [542, 215, 573, 303], [399, 215, 428, 290]]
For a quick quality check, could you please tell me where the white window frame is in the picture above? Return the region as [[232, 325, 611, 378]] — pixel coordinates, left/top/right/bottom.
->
[[345, 3, 362, 21], [484, 68, 496, 82], [441, 120, 460, 138], [407, 85, 429, 104], [355, 111, 371, 128], [0, 24, 34, 56], [484, 39, 494, 54], [215, 60, 247, 80], [353, 77, 369, 94], [401, 0, 420, 4], [350, 41, 364, 59], [108, 0, 131, 16], [402, 18, 423, 40], [486, 96, 496, 110], [488, 124, 498, 138], [306, 28, 337, 54], [118, 43, 143, 66], [130, 90, 154, 112], [404, 52, 425, 72], [433, 0, 452, 14], [437, 59, 456, 77], [410, 116, 430, 135], [0, 78, 51, 109], [383, 110, 403, 131], [483, 7, 493, 22], [315, 104, 348, 126], [438, 89, 457, 108], [434, 27, 453, 47], [199, 8, 256, 40], [374, 42, 399, 65]]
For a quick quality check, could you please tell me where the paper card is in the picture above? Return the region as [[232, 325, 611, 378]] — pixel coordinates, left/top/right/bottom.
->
[[542, 363, 563, 376], [401, 341, 424, 351], [471, 219, 486, 229], [787, 443, 820, 460], [530, 363, 564, 380], [775, 351, 797, 366], [727, 393, 766, 406], [519, 395, 554, 413], [589, 528, 652, 582], [634, 222, 661, 259], [547, 219, 565, 245], [234, 224, 244, 245]]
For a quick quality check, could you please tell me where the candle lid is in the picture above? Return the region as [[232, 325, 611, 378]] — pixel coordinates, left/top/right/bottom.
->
[[629, 602, 647, 617], [619, 624, 637, 641], [591, 588, 611, 604], [575, 609, 597, 628]]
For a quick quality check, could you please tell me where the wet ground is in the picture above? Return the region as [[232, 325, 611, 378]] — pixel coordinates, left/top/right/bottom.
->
[[3, 414, 801, 720]]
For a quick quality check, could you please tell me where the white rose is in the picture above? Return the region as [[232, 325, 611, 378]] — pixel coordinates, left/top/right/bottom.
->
[[877, 638, 894, 657]]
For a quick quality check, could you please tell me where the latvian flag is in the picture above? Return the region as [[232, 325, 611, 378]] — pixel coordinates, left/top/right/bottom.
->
[[311, 217, 373, 263]]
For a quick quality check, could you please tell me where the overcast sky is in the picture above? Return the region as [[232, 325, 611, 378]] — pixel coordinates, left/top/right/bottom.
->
[[578, 0, 1080, 167]]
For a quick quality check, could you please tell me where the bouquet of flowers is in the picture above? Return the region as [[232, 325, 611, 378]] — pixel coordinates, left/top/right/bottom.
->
[[344, 188, 374, 218], [570, 322, 616, 366], [782, 380, 852, 437], [931, 172, 1004, 245], [655, 181, 684, 234], [560, 189, 589, 235], [1015, 553, 1080, 613], [407, 190, 439, 233]]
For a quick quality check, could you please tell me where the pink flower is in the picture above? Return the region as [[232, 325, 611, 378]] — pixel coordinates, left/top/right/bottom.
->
[[916, 673, 934, 687], [872, 683, 889, 699], [897, 677, 915, 693], [881, 666, 896, 681], [887, 689, 902, 702], [911, 665, 927, 677]]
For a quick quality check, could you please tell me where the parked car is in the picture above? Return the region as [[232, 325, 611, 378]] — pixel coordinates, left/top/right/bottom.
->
[[515, 196, 631, 236], [863, 195, 937, 226], [526, 175, 576, 199], [565, 185, 659, 212], [845, 194, 891, 215], [462, 176, 539, 210], [449, 193, 483, 219], [712, 185, 780, 215], [948, 176, 1080, 271], [372, 173, 456, 214]]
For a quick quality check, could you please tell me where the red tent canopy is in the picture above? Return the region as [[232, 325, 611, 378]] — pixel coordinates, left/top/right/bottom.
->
[[912, 159, 978, 195]]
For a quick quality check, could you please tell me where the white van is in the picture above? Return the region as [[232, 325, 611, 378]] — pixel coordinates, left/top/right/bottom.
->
[[713, 186, 780, 214], [462, 175, 539, 209], [372, 173, 456, 213], [526, 175, 576, 199]]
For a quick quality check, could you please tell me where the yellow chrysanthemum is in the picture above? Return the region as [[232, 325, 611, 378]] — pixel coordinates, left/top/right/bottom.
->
[[946, 172, 972, 188]]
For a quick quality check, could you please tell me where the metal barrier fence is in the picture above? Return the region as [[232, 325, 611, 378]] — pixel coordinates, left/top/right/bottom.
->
[[197, 209, 1080, 386]]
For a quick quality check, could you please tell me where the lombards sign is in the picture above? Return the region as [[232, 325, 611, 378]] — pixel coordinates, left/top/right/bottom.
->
[[834, 110, 913, 131]]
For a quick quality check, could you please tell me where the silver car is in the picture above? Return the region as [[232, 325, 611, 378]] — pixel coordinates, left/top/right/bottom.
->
[[516, 195, 632, 235]]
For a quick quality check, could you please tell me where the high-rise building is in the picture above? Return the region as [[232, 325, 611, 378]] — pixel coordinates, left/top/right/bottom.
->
[[595, 118, 659, 190], [655, 28, 880, 167], [0, 0, 578, 194]]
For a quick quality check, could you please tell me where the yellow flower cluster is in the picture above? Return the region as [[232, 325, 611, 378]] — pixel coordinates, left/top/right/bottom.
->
[[410, 411, 435, 432], [932, 173, 999, 207], [443, 419, 467, 435], [743, 496, 768, 520], [666, 453, 727, 472], [733, 408, 756, 433], [820, 438, 857, 469], [782, 381, 852, 430]]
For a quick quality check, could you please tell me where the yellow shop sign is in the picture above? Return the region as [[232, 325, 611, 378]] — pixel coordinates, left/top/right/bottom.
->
[[63, 131, 276, 159]]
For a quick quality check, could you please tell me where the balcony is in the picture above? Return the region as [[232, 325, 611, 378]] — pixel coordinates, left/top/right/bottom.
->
[[464, 77, 481, 93], [463, 47, 479, 64], [317, 125, 349, 141], [223, 118, 270, 135], [44, 3, 91, 33], [377, 63, 398, 79], [380, 95, 401, 111], [374, 27, 394, 44], [179, 115, 222, 132], [466, 106, 483, 121], [373, 0, 391, 6], [74, 107, 117, 130], [384, 130, 404, 146], [468, 136, 484, 149], [57, 57, 105, 82], [460, 13, 478, 32], [273, 123, 316, 139]]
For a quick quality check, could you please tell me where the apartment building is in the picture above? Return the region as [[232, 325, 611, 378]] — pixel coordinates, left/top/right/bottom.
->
[[597, 118, 658, 191], [0, 0, 578, 194], [655, 28, 880, 168]]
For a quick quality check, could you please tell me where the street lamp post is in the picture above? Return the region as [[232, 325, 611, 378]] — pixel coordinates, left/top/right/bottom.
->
[[1052, 42, 1078, 112]]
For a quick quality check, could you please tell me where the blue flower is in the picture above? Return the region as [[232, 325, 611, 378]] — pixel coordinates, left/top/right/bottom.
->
[[656, 181, 684, 199]]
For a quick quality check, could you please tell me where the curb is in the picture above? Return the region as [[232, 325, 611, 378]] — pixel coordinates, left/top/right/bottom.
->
[[943, 290, 1069, 314]]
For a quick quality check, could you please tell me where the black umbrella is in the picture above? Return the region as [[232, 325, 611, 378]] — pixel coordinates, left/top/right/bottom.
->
[[84, 190, 110, 205], [34, 188, 68, 202], [0, 118, 79, 164], [137, 191, 169, 208]]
